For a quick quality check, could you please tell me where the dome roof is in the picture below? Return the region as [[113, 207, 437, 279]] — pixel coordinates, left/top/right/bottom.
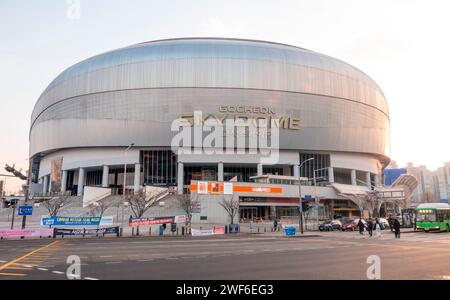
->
[[31, 38, 388, 127]]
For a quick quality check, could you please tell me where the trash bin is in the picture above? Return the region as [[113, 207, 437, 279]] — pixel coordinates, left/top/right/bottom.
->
[[235, 224, 239, 233], [159, 225, 164, 236], [284, 226, 296, 236], [228, 224, 233, 233]]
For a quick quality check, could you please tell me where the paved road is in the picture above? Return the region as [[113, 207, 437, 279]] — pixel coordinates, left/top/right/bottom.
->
[[2, 231, 450, 280]]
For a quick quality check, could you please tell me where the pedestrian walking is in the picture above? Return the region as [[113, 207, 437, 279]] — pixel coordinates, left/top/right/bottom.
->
[[273, 219, 278, 231], [388, 216, 394, 232], [394, 218, 401, 238], [357, 218, 365, 235], [375, 218, 381, 237], [367, 218, 374, 237]]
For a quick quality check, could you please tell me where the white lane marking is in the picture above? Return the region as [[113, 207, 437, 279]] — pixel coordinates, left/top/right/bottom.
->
[[137, 259, 154, 262], [84, 277, 99, 280], [105, 261, 122, 264], [37, 268, 48, 271], [67, 274, 81, 279], [165, 257, 178, 260], [52, 271, 64, 274], [100, 256, 113, 258]]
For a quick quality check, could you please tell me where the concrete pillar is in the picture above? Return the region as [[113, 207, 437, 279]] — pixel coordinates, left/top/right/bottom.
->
[[218, 162, 224, 182], [257, 163, 263, 176], [351, 169, 357, 186], [42, 175, 49, 194], [48, 176, 52, 193], [134, 163, 141, 193], [375, 174, 381, 187], [328, 167, 334, 183], [77, 167, 85, 196], [293, 165, 300, 178], [177, 162, 184, 194], [61, 170, 68, 193], [102, 165, 109, 188], [366, 172, 371, 188]]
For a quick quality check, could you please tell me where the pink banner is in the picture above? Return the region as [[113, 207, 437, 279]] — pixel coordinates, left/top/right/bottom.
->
[[0, 228, 53, 238]]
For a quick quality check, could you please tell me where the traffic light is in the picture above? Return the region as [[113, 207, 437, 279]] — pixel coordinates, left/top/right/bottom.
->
[[302, 202, 310, 211]]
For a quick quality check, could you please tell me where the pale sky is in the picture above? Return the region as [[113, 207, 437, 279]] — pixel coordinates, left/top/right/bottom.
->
[[1, 0, 449, 194]]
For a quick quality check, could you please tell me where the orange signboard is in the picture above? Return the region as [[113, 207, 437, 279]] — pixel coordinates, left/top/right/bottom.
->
[[189, 183, 282, 194]]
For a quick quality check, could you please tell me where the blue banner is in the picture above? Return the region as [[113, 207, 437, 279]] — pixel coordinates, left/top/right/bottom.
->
[[41, 216, 103, 226], [18, 206, 33, 216]]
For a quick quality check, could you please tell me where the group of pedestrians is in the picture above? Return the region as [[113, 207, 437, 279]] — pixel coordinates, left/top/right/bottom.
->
[[357, 217, 401, 238]]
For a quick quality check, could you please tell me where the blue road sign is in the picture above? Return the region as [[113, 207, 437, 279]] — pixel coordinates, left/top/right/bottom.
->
[[18, 206, 33, 216]]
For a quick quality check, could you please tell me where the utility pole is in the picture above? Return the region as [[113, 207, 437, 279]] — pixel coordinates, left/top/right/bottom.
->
[[298, 157, 314, 234], [19, 160, 32, 239]]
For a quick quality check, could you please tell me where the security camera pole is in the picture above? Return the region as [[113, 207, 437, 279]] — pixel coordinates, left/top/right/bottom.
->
[[298, 157, 314, 234]]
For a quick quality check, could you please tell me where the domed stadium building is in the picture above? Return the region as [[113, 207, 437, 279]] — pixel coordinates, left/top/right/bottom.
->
[[29, 38, 391, 222]]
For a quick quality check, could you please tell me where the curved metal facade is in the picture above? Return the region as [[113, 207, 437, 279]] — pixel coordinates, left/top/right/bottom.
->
[[30, 38, 390, 162]]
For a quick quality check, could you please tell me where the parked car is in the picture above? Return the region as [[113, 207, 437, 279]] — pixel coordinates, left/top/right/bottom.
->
[[319, 220, 342, 231], [342, 219, 367, 231]]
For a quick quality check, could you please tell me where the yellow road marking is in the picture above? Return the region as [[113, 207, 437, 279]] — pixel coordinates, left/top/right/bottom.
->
[[4, 266, 30, 270], [0, 272, 26, 276], [0, 240, 61, 272]]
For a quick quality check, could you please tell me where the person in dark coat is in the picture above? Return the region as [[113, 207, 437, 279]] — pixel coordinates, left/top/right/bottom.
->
[[393, 218, 401, 238], [388, 216, 394, 232], [367, 219, 374, 237], [273, 219, 278, 231], [357, 218, 365, 235]]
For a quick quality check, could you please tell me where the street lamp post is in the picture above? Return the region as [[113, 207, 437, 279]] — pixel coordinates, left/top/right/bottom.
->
[[298, 157, 314, 234], [123, 143, 134, 198], [122, 143, 134, 231]]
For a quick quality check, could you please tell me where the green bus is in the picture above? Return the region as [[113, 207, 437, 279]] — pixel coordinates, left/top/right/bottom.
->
[[416, 203, 450, 232]]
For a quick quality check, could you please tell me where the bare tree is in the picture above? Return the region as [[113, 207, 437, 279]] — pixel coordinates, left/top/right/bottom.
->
[[126, 188, 168, 235], [88, 199, 114, 229], [218, 195, 240, 225], [41, 195, 72, 217], [177, 193, 197, 235]]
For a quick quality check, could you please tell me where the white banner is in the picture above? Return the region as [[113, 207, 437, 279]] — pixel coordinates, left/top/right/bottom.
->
[[191, 227, 225, 236], [174, 215, 187, 223], [197, 181, 208, 194], [223, 182, 233, 194], [100, 216, 114, 226]]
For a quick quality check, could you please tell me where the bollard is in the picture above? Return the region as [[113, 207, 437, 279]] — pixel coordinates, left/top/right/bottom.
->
[[264, 227, 266, 233], [257, 227, 260, 233], [149, 227, 152, 236], [177, 227, 179, 236], [225, 225, 228, 234], [132, 227, 135, 236], [182, 226, 185, 236], [119, 227, 123, 237]]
